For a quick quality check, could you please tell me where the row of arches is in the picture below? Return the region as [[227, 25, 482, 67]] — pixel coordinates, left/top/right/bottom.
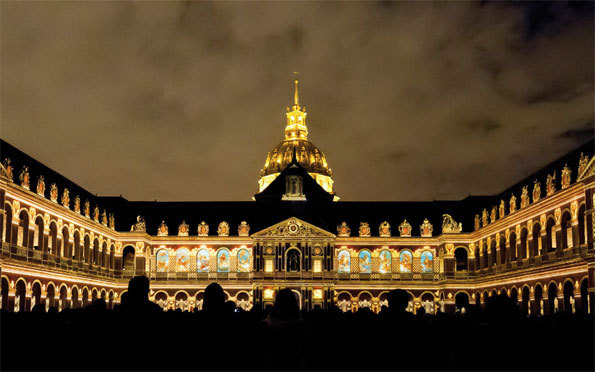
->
[[152, 289, 252, 311], [2, 203, 117, 270], [0, 276, 117, 312]]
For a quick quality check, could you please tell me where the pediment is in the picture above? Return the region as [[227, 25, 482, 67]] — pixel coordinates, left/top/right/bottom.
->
[[577, 156, 595, 182], [251, 217, 335, 238]]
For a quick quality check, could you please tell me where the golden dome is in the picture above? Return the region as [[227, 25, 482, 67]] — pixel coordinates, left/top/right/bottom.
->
[[258, 78, 335, 194]]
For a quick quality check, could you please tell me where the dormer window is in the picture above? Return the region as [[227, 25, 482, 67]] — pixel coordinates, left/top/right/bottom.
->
[[282, 175, 306, 201]]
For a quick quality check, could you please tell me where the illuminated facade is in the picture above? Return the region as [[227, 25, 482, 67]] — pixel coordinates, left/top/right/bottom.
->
[[1, 81, 594, 315]]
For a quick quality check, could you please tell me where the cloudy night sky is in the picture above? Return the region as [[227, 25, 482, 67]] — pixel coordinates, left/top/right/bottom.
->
[[1, 1, 593, 202]]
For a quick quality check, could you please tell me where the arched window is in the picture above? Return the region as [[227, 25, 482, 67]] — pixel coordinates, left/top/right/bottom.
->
[[455, 292, 469, 311], [563, 281, 574, 312], [378, 250, 391, 274], [83, 235, 90, 263], [509, 231, 517, 262], [482, 243, 488, 268], [578, 204, 586, 245], [109, 244, 115, 270], [285, 249, 300, 272], [520, 229, 528, 260], [73, 231, 81, 260], [217, 249, 230, 272], [46, 283, 55, 309], [92, 238, 99, 265], [532, 223, 541, 256], [499, 236, 506, 264], [490, 239, 496, 266], [337, 250, 350, 273], [237, 249, 250, 272], [156, 249, 169, 272], [546, 218, 556, 252], [15, 280, 27, 312], [122, 245, 135, 276], [17, 210, 29, 247], [521, 287, 530, 315], [34, 216, 44, 251], [48, 222, 58, 255], [61, 226, 70, 258], [101, 242, 108, 268], [358, 250, 371, 273], [534, 285, 543, 315], [71, 287, 79, 309], [547, 283, 558, 314], [2, 203, 12, 244], [399, 251, 412, 273], [176, 248, 190, 272], [454, 247, 468, 271], [197, 249, 210, 272], [561, 211, 572, 249], [420, 251, 433, 272]]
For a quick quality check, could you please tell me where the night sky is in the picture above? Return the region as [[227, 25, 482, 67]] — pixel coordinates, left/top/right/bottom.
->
[[1, 1, 593, 201]]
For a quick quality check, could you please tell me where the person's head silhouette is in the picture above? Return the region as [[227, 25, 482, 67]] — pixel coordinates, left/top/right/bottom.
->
[[270, 288, 300, 321], [203, 282, 225, 313], [387, 289, 409, 313], [127, 276, 150, 306]]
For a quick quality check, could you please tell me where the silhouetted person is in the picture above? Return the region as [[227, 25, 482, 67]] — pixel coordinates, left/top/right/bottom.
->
[[89, 298, 106, 312], [202, 282, 225, 314], [31, 303, 45, 313], [225, 300, 236, 313], [122, 275, 161, 313]]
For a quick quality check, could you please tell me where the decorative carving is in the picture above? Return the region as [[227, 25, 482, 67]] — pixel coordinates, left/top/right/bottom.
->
[[546, 172, 556, 196], [379, 221, 391, 237], [73, 196, 80, 213], [570, 201, 578, 220], [540, 214, 547, 229], [238, 221, 250, 236], [255, 217, 332, 238], [481, 209, 488, 227], [49, 183, 58, 202], [578, 152, 589, 176], [83, 200, 90, 218], [2, 158, 13, 181], [490, 207, 497, 224], [498, 200, 506, 219], [420, 218, 433, 237], [19, 166, 30, 190], [359, 222, 371, 237], [93, 206, 100, 222], [61, 188, 70, 209], [561, 164, 571, 189], [442, 214, 462, 234], [398, 220, 412, 237], [509, 194, 517, 213], [130, 216, 146, 232], [217, 221, 230, 237], [197, 221, 209, 236], [178, 221, 189, 236], [36, 175, 45, 196], [101, 210, 107, 226], [157, 221, 168, 236], [532, 180, 541, 203], [108, 213, 115, 229], [445, 243, 455, 255], [337, 222, 351, 237], [474, 215, 480, 231], [554, 208, 561, 225], [520, 186, 530, 208]]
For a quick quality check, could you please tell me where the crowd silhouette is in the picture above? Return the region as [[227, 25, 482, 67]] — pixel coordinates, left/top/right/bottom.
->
[[1, 276, 593, 371]]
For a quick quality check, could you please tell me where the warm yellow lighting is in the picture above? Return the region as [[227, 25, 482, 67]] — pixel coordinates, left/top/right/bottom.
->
[[265, 259, 273, 273], [313, 260, 322, 273], [312, 288, 323, 300], [263, 287, 275, 300]]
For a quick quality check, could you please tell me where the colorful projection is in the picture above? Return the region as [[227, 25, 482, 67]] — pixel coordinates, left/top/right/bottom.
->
[[400, 250, 412, 273], [176, 248, 189, 272], [421, 251, 433, 272], [337, 250, 351, 273], [156, 249, 169, 272], [379, 250, 392, 274], [237, 249, 250, 272], [359, 250, 371, 273], [197, 248, 210, 272], [217, 249, 230, 272]]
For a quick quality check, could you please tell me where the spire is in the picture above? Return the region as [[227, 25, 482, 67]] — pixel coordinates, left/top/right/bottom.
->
[[285, 73, 308, 140]]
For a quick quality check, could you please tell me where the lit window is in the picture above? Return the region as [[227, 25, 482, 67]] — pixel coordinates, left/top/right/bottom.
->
[[265, 259, 273, 272], [313, 260, 322, 273]]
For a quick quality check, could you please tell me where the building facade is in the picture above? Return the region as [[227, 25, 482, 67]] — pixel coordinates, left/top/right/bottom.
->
[[1, 81, 594, 315]]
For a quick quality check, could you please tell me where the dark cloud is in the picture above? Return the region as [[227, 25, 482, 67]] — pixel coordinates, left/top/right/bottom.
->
[[1, 1, 593, 201]]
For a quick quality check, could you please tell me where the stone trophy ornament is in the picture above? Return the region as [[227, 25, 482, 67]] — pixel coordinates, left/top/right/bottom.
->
[[532, 180, 541, 203], [398, 220, 412, 237], [490, 207, 497, 224], [358, 222, 371, 237], [420, 219, 433, 237], [520, 186, 530, 208], [93, 206, 100, 222], [108, 214, 115, 229], [561, 164, 571, 189], [337, 222, 351, 237], [61, 188, 70, 209], [130, 216, 146, 232], [499, 200, 506, 219], [197, 221, 209, 236], [482, 209, 488, 227], [157, 221, 168, 236], [73, 196, 81, 213], [238, 221, 250, 236], [178, 221, 189, 236], [83, 200, 91, 218], [50, 183, 58, 202], [19, 166, 30, 190], [509, 194, 517, 213], [36, 175, 45, 196], [2, 158, 13, 181], [442, 214, 462, 234], [379, 221, 391, 237], [217, 221, 230, 237], [101, 210, 108, 226], [546, 172, 556, 196]]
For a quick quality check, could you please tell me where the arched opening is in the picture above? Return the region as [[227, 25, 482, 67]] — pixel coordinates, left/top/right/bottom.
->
[[91, 288, 98, 303], [34, 216, 44, 251], [534, 285, 543, 315], [482, 243, 488, 268], [194, 292, 204, 311], [474, 246, 480, 269], [286, 248, 301, 272], [71, 287, 79, 309], [490, 239, 497, 266], [48, 222, 58, 256], [454, 247, 468, 271], [578, 204, 586, 245], [580, 279, 588, 312], [521, 287, 530, 315], [420, 293, 435, 314], [108, 291, 114, 309], [474, 291, 481, 307], [82, 288, 89, 308], [72, 231, 81, 261], [3, 203, 12, 244], [546, 218, 556, 252], [15, 280, 26, 312], [510, 288, 518, 306], [491, 289, 498, 297], [499, 235, 506, 264], [92, 238, 99, 265], [520, 229, 528, 260], [547, 283, 558, 314], [31, 282, 41, 309], [509, 232, 517, 262], [83, 235, 90, 264], [109, 244, 115, 270], [100, 289, 106, 301], [59, 286, 68, 310], [17, 210, 29, 248], [561, 211, 572, 249], [563, 281, 574, 312], [101, 242, 107, 268], [455, 292, 469, 312], [174, 292, 188, 311], [61, 226, 70, 258], [532, 223, 541, 256], [46, 284, 55, 309], [122, 245, 136, 276], [2, 278, 12, 309]]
